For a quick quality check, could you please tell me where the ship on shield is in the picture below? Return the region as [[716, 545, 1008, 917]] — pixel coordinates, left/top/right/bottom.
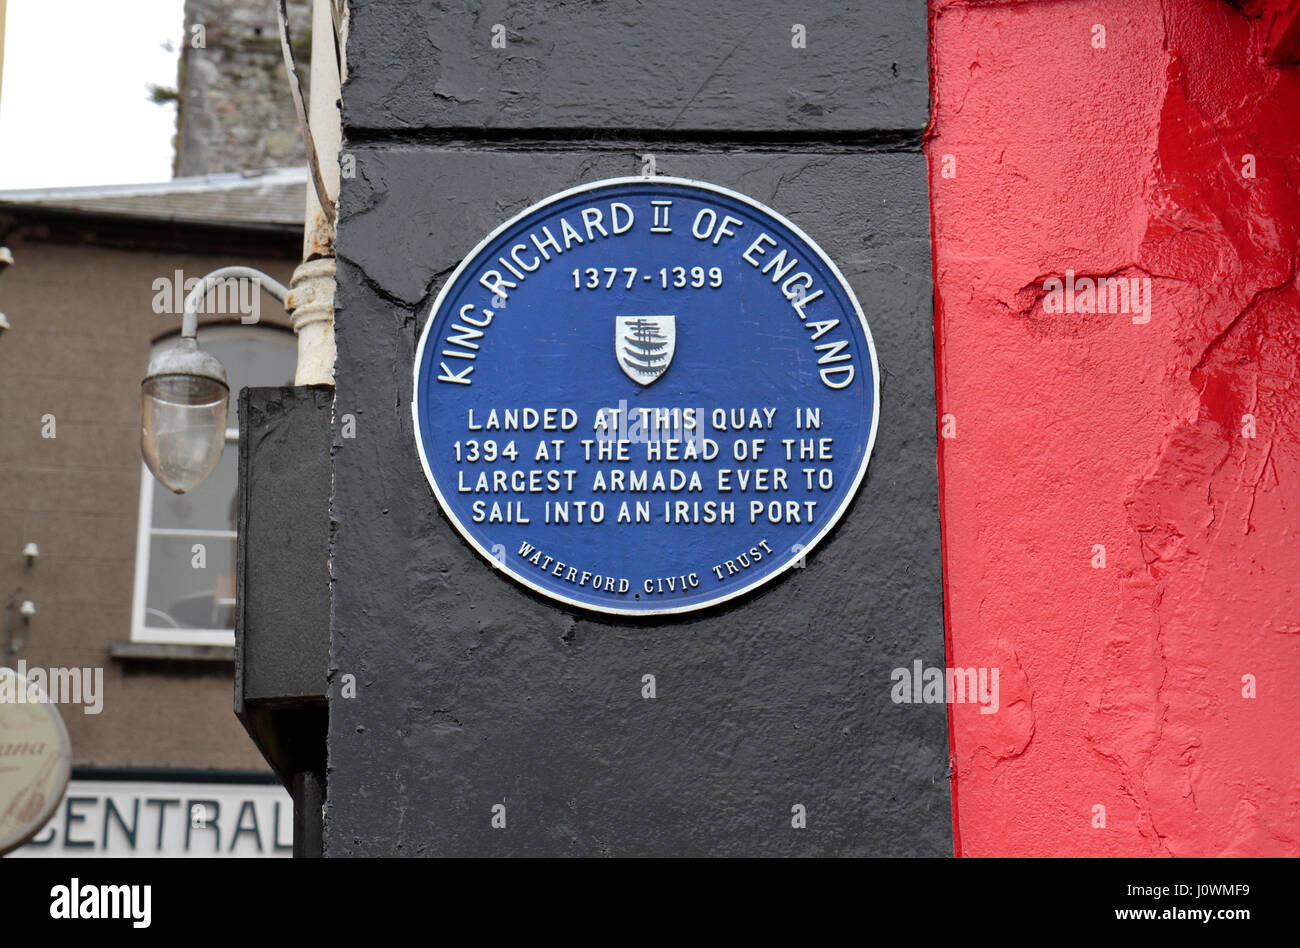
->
[[616, 315, 676, 386]]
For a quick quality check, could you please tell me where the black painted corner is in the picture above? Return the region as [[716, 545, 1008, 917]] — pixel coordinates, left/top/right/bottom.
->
[[324, 2, 948, 857]]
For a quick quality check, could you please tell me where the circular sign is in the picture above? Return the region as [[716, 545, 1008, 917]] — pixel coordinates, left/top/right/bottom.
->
[[0, 667, 71, 854], [413, 177, 879, 615]]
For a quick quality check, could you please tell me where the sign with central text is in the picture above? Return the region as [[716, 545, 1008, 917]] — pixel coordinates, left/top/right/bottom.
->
[[412, 177, 879, 614], [9, 778, 291, 857]]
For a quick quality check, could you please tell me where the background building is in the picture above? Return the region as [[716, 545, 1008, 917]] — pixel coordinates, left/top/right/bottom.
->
[[0, 0, 312, 857]]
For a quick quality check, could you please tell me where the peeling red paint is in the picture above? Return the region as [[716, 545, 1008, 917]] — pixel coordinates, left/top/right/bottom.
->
[[928, 0, 1300, 855]]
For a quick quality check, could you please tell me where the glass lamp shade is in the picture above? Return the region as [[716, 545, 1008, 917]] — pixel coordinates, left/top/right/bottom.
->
[[140, 339, 230, 493], [141, 375, 229, 493]]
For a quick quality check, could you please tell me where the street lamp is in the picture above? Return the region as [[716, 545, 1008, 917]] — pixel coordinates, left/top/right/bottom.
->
[[141, 267, 288, 493]]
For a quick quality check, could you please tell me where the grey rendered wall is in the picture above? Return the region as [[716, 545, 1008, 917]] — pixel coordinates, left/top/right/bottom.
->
[[327, 0, 948, 856]]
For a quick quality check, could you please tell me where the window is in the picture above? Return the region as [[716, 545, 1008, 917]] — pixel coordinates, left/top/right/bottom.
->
[[130, 325, 297, 646]]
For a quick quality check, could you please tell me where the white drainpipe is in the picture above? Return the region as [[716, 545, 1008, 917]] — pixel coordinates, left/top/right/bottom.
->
[[286, 0, 345, 386]]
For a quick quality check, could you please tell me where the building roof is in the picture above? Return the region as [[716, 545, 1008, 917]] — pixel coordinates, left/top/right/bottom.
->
[[0, 167, 306, 230]]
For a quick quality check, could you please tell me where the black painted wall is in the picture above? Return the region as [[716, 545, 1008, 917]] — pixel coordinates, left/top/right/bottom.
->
[[327, 0, 948, 856]]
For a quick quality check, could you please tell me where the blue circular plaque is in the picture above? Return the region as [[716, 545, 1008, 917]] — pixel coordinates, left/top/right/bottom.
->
[[413, 177, 879, 615]]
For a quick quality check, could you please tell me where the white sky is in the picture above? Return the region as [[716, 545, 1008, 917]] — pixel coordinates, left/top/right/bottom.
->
[[0, 0, 183, 190]]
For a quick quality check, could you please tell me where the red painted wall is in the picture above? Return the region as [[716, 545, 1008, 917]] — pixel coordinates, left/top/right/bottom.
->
[[928, 0, 1300, 856]]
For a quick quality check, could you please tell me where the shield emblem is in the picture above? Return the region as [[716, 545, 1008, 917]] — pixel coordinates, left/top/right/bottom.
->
[[616, 315, 676, 386]]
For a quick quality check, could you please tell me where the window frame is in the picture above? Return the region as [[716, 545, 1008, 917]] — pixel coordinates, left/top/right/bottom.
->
[[129, 324, 295, 647]]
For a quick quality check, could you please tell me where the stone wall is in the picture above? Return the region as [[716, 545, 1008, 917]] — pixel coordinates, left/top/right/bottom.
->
[[175, 0, 311, 176]]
